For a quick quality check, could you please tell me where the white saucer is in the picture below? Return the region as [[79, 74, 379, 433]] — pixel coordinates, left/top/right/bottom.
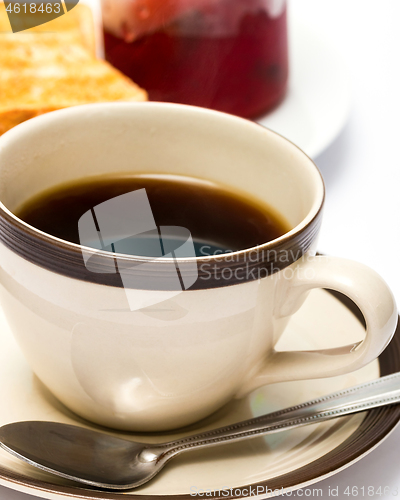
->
[[1, 288, 399, 500], [258, 14, 351, 159]]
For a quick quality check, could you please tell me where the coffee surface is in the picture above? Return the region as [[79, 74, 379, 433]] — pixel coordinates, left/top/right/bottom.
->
[[15, 174, 289, 257]]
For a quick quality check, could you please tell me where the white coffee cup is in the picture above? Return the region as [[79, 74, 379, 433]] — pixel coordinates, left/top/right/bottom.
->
[[0, 103, 396, 431]]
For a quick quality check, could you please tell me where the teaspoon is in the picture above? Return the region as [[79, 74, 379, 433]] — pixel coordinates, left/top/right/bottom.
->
[[1, 372, 400, 491]]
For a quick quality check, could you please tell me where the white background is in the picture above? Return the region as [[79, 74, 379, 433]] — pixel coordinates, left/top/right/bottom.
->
[[1, 0, 400, 499]]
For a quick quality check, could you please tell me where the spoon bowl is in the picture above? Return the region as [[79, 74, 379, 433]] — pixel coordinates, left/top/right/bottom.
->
[[0, 422, 159, 489]]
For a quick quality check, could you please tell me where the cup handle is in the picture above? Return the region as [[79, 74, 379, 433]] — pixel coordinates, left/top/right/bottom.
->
[[237, 256, 398, 398]]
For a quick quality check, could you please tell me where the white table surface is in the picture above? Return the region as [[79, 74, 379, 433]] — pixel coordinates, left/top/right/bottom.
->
[[2, 0, 400, 498]]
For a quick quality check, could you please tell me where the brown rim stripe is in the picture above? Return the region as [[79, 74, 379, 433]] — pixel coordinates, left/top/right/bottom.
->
[[0, 292, 399, 499], [0, 205, 322, 290]]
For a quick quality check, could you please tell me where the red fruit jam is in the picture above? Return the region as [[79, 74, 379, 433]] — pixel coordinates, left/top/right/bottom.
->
[[103, 0, 288, 119]]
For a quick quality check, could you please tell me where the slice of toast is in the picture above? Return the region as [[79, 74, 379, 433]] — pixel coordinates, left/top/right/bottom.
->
[[0, 3, 147, 136], [0, 2, 97, 55]]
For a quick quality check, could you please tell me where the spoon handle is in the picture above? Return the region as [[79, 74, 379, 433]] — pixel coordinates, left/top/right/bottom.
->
[[147, 372, 400, 463]]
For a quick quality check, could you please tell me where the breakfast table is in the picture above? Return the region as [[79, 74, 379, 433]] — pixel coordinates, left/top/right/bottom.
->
[[1, 0, 399, 499]]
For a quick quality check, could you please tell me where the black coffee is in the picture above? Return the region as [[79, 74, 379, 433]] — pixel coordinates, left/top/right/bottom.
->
[[15, 174, 289, 257]]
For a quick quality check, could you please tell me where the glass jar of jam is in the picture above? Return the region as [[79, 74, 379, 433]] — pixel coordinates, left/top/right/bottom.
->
[[101, 0, 288, 119]]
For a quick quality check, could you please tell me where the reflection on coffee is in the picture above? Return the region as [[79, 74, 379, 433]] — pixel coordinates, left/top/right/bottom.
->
[[15, 174, 290, 257]]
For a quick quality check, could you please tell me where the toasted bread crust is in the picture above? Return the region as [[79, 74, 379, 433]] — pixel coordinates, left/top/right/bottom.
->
[[0, 2, 147, 135]]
